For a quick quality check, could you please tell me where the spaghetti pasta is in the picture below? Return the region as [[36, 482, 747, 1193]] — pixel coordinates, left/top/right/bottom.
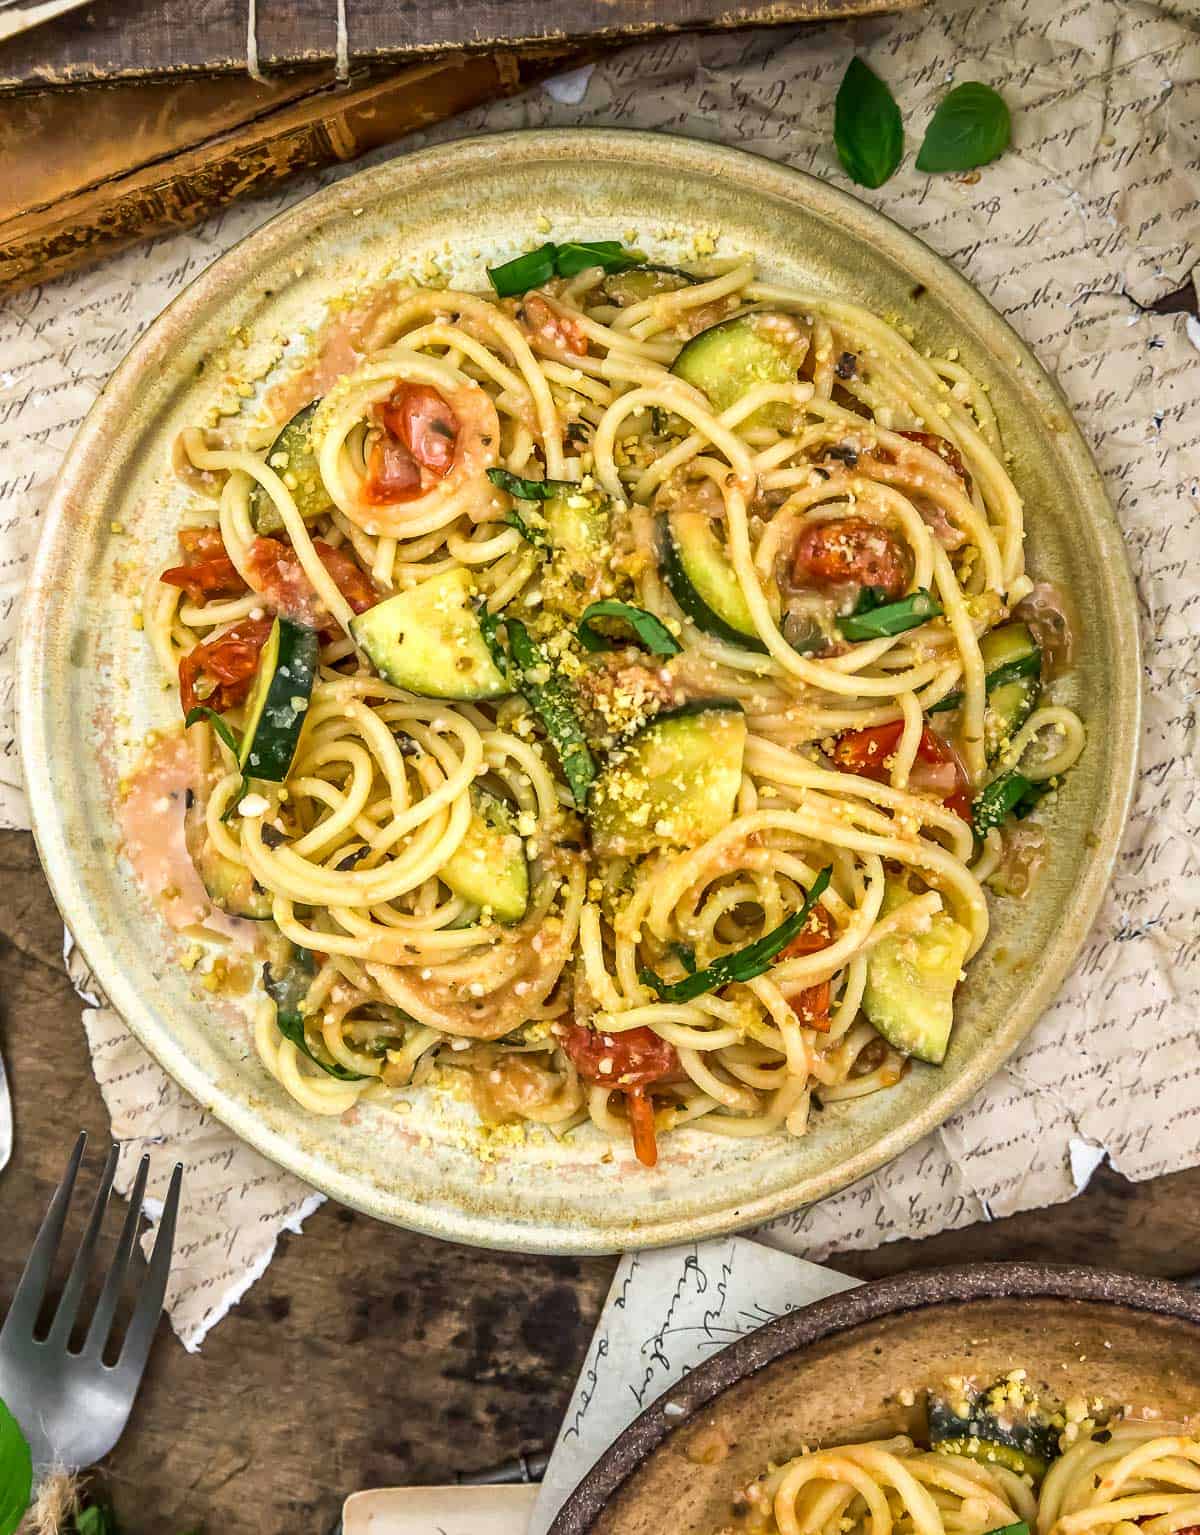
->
[[135, 239, 1086, 1166]]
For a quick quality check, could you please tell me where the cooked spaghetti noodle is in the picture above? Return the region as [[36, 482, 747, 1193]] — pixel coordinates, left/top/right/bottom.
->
[[137, 239, 1086, 1166]]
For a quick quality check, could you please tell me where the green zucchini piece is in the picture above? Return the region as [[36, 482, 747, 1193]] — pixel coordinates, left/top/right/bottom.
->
[[239, 616, 319, 783], [504, 618, 597, 809], [184, 797, 272, 919], [589, 702, 746, 857], [351, 569, 510, 701], [862, 880, 970, 1065], [250, 401, 332, 535], [602, 264, 697, 307], [980, 623, 1041, 759], [544, 485, 610, 604], [660, 511, 767, 652], [929, 1380, 1061, 1480], [670, 311, 806, 427], [439, 790, 529, 924], [972, 771, 1048, 836]]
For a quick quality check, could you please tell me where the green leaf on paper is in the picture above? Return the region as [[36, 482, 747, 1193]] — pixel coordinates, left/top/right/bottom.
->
[[834, 58, 904, 189], [916, 82, 1011, 173]]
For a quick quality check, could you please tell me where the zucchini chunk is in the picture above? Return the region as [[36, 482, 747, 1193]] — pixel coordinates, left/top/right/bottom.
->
[[602, 264, 697, 307], [240, 616, 319, 782], [660, 510, 767, 652], [184, 796, 272, 919], [979, 622, 1041, 759], [438, 790, 529, 924], [589, 702, 746, 856], [544, 485, 611, 608], [250, 401, 333, 534], [351, 568, 510, 701], [862, 880, 971, 1065], [670, 311, 806, 427], [928, 1378, 1062, 1480]]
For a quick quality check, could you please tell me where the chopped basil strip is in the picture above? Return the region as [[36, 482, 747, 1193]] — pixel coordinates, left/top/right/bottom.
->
[[555, 240, 644, 277], [264, 949, 366, 1082], [839, 587, 942, 640], [487, 466, 577, 502], [981, 1524, 1031, 1535], [184, 705, 241, 758], [972, 772, 1047, 836], [487, 240, 645, 297], [577, 601, 682, 656], [504, 507, 550, 549], [487, 242, 557, 297], [495, 616, 597, 809], [640, 866, 832, 1003], [670, 941, 698, 974]]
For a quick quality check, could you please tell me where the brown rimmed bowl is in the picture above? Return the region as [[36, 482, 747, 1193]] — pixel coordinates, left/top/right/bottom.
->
[[550, 1263, 1200, 1534]]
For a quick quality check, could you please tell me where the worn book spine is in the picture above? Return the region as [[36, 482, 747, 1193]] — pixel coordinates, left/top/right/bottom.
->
[[0, 47, 589, 294]]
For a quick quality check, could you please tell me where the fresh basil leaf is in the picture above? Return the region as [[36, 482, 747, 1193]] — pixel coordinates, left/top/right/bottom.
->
[[0, 1396, 31, 1535], [265, 952, 366, 1082], [487, 242, 557, 297], [487, 467, 576, 502], [184, 705, 241, 758], [834, 58, 904, 189], [670, 941, 697, 974], [505, 618, 597, 809], [640, 867, 832, 1003], [476, 605, 511, 682], [555, 241, 644, 278], [577, 601, 682, 657], [73, 1505, 120, 1535], [916, 82, 1011, 174]]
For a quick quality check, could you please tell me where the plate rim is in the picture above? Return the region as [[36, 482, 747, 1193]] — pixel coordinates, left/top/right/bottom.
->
[[17, 126, 1143, 1252], [548, 1261, 1200, 1534]]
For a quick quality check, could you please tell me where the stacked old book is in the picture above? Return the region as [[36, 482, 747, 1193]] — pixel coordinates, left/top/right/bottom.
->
[[0, 0, 914, 293]]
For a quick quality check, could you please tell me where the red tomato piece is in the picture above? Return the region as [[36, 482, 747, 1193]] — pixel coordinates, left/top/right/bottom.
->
[[832, 721, 971, 821], [896, 430, 971, 488], [363, 435, 422, 505], [161, 527, 246, 604], [380, 384, 459, 476], [792, 517, 910, 598], [522, 293, 589, 357], [781, 903, 835, 1031], [178, 617, 273, 715], [561, 1022, 679, 1088], [245, 537, 376, 628]]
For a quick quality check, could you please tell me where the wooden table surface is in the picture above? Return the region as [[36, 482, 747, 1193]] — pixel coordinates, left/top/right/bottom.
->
[[2, 825, 1197, 1533]]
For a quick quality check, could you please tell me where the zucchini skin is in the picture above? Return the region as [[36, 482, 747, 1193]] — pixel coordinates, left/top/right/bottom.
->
[[658, 515, 768, 652], [351, 569, 510, 701], [240, 616, 319, 783], [250, 400, 332, 534], [928, 1386, 1061, 1480]]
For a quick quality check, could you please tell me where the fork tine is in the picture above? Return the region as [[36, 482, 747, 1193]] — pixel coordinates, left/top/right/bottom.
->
[[81, 1152, 149, 1359], [44, 1141, 119, 1350], [116, 1162, 181, 1380], [0, 1131, 86, 1342]]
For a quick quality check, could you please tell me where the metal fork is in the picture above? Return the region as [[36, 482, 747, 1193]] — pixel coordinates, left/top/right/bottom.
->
[[0, 1133, 182, 1470]]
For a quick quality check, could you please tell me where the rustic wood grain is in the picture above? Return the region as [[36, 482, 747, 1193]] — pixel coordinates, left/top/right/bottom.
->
[[0, 826, 1195, 1533], [0, 0, 917, 93]]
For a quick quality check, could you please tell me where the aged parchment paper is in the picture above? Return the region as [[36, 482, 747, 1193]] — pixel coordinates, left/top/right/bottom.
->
[[3, 0, 1198, 1344]]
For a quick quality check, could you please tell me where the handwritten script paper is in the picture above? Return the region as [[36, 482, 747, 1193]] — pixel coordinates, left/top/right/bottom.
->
[[530, 1241, 858, 1533], [2, 0, 1199, 1338]]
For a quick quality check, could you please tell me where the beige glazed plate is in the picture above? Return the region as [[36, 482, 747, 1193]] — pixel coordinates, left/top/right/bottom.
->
[[549, 1265, 1200, 1534], [17, 130, 1140, 1252]]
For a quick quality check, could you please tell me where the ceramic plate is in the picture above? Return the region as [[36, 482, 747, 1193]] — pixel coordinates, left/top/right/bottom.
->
[[18, 131, 1140, 1252], [550, 1264, 1200, 1534]]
